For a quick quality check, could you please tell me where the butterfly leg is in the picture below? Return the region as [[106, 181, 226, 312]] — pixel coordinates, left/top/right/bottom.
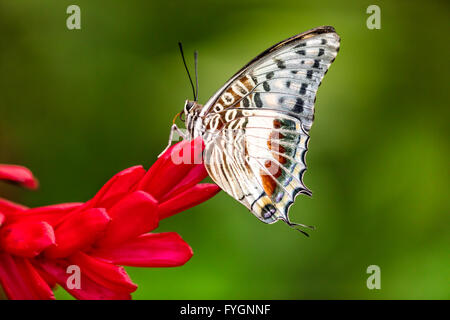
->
[[158, 124, 188, 158]]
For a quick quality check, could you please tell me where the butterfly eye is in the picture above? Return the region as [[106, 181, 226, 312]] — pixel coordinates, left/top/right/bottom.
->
[[184, 100, 195, 113]]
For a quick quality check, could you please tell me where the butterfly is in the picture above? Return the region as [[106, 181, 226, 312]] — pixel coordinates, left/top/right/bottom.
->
[[163, 26, 340, 235]]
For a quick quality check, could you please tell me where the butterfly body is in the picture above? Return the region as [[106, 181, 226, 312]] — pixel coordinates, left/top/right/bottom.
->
[[172, 26, 340, 232]]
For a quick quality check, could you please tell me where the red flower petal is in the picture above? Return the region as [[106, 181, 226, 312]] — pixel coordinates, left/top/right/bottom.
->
[[69, 252, 137, 293], [134, 143, 179, 192], [0, 212, 4, 227], [85, 165, 146, 210], [95, 191, 159, 248], [158, 183, 221, 220], [160, 164, 208, 202], [92, 232, 193, 267], [0, 253, 54, 300], [0, 164, 38, 189], [0, 221, 55, 258], [35, 266, 57, 289], [0, 198, 28, 216], [137, 138, 204, 200], [34, 258, 131, 300], [7, 202, 82, 226], [45, 208, 111, 259]]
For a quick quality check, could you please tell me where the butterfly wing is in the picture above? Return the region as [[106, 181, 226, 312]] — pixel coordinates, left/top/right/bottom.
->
[[200, 26, 340, 227], [203, 109, 311, 225]]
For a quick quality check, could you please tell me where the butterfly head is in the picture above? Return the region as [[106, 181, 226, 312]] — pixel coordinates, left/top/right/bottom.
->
[[184, 99, 204, 116], [183, 99, 197, 115], [172, 100, 197, 124], [172, 99, 203, 137]]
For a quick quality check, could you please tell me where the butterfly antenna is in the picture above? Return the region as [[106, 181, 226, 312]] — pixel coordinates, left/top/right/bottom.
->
[[194, 50, 199, 102], [178, 42, 197, 101]]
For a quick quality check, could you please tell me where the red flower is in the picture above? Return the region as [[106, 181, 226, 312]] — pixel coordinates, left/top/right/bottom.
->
[[0, 164, 38, 190], [0, 138, 220, 299]]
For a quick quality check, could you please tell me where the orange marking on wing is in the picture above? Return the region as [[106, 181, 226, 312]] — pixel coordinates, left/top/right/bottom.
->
[[261, 171, 276, 196], [260, 160, 281, 196], [270, 131, 284, 140], [267, 128, 288, 164], [240, 76, 255, 91], [267, 140, 285, 154], [220, 87, 241, 106], [275, 154, 287, 164], [265, 160, 282, 178], [205, 114, 224, 131]]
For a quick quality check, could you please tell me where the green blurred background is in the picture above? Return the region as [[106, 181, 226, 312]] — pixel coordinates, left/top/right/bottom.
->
[[0, 0, 448, 299]]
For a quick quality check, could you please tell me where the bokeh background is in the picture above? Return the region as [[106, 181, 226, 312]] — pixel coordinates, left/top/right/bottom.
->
[[0, 0, 448, 299]]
